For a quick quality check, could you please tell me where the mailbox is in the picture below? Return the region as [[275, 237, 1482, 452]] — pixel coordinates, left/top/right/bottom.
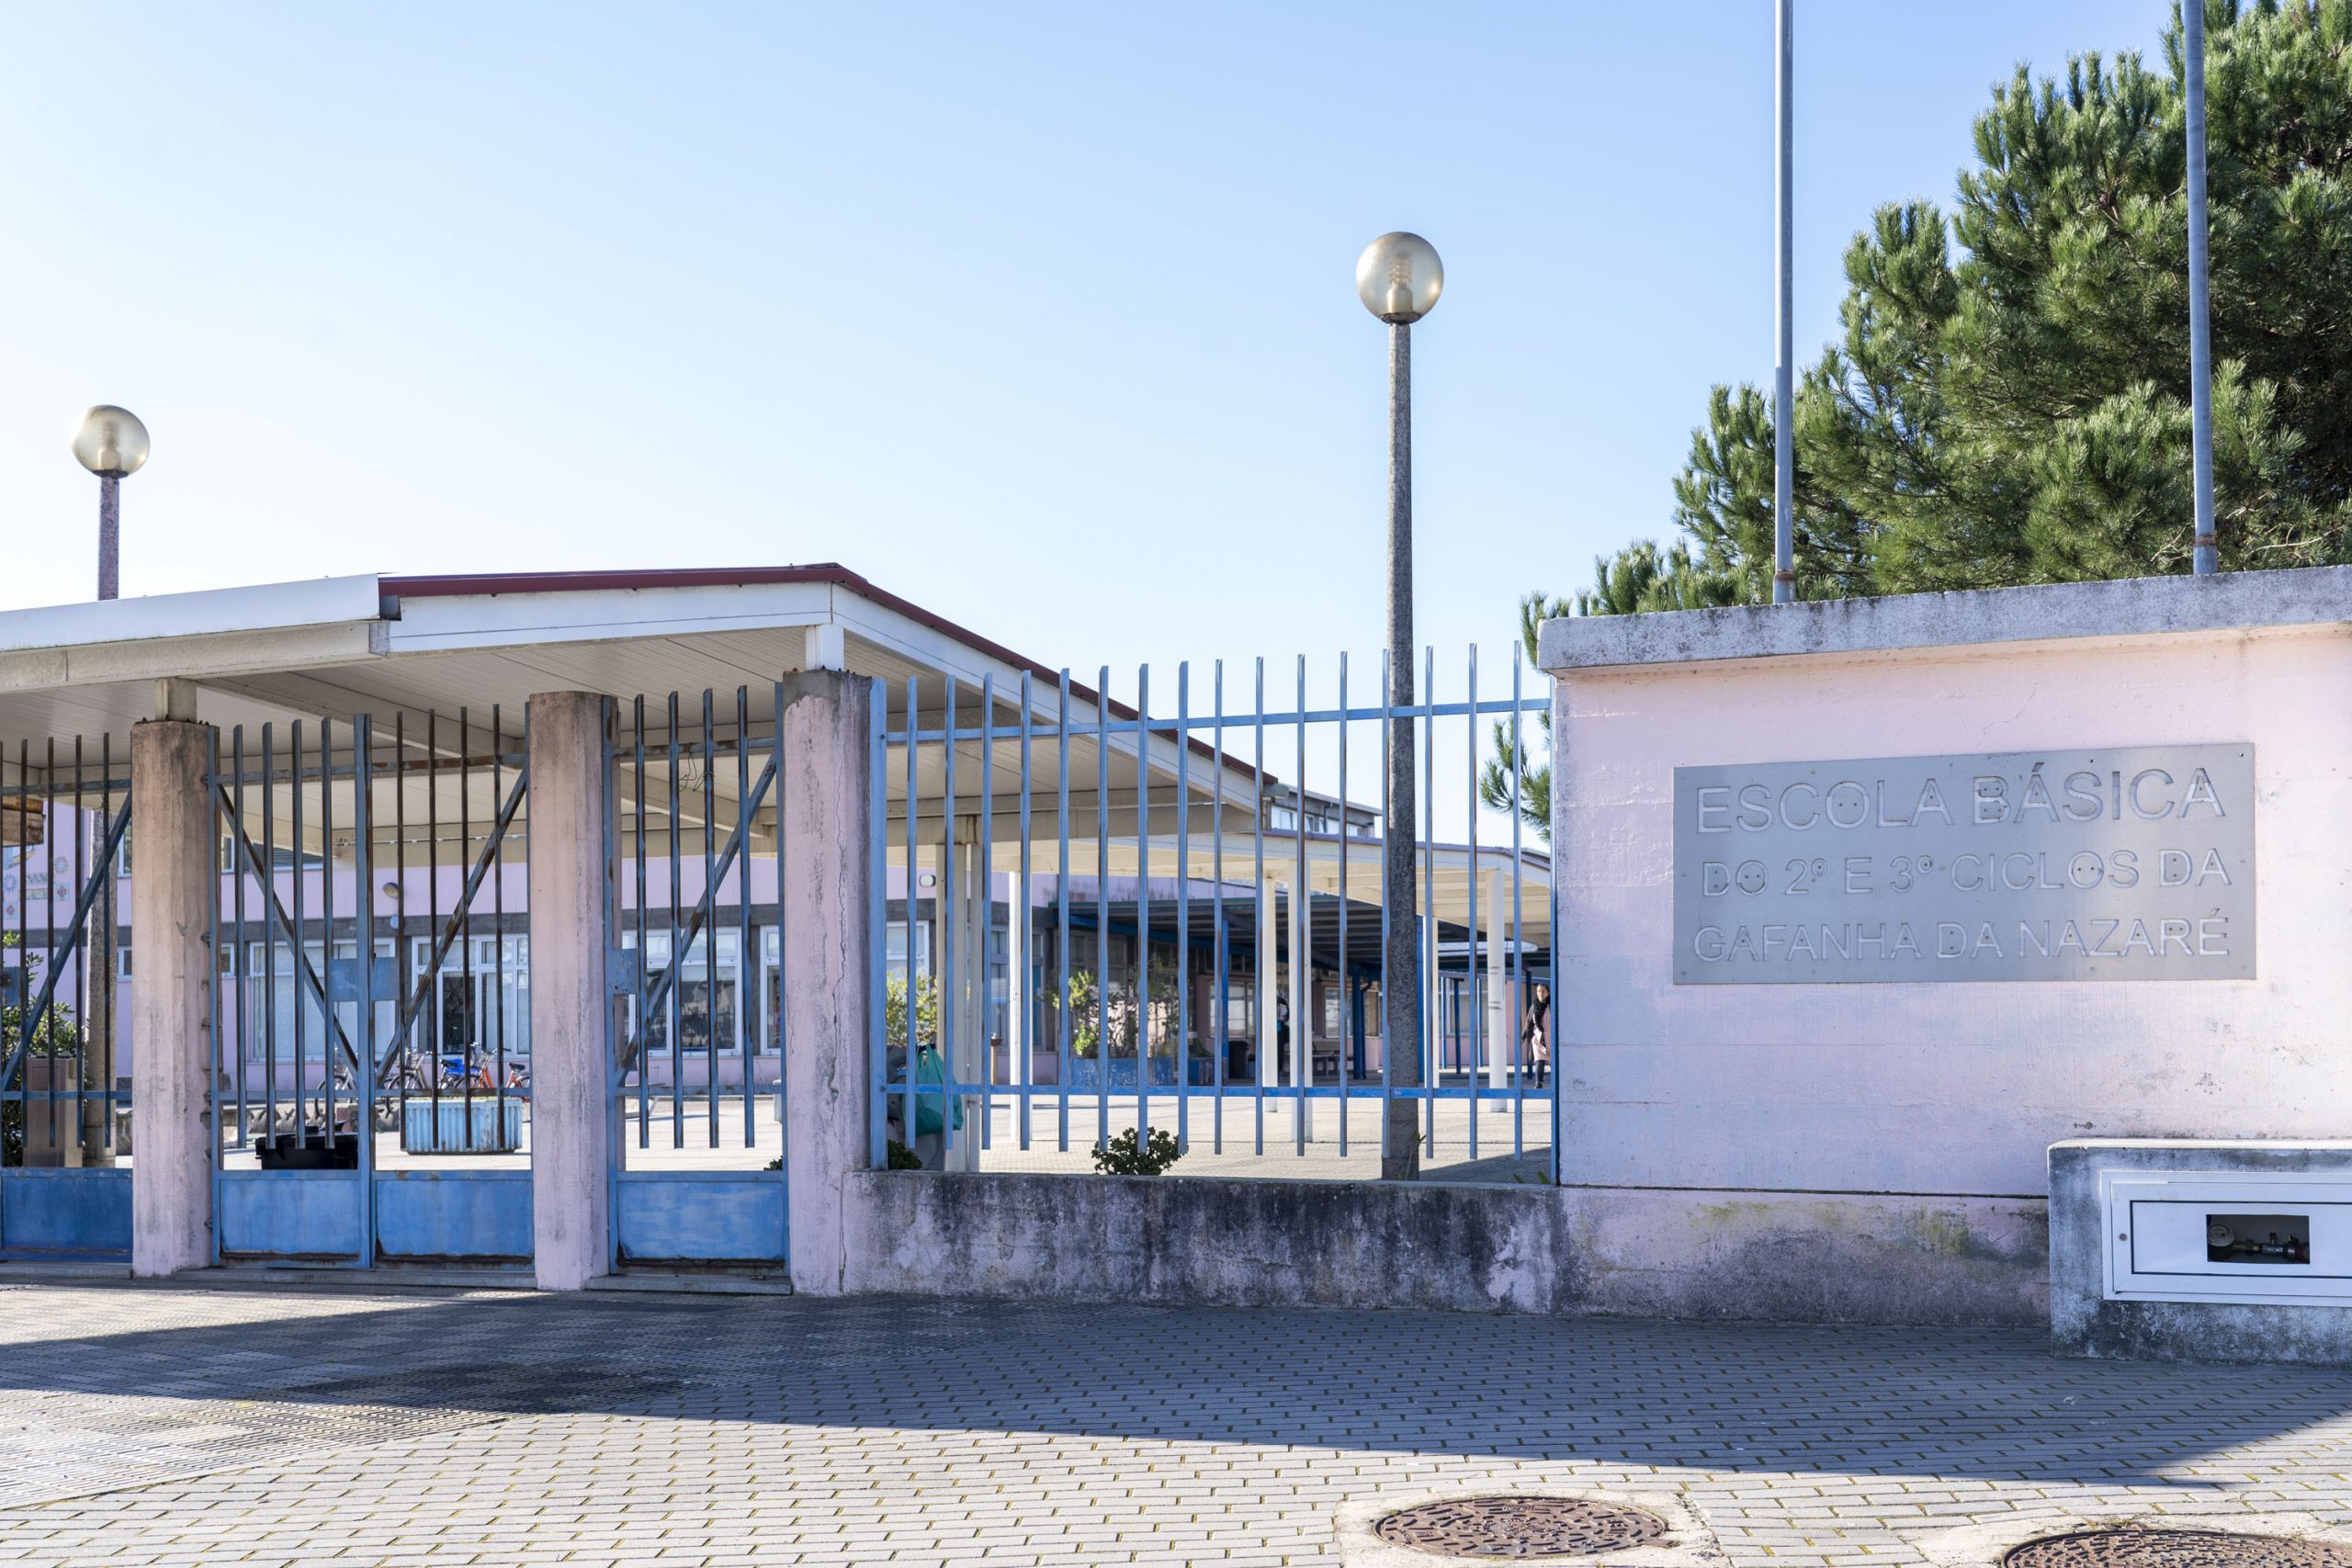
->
[[2102, 1172, 2352, 1306]]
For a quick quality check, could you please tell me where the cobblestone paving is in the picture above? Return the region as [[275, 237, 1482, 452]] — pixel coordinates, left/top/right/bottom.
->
[[1, 1279, 2348, 1566]]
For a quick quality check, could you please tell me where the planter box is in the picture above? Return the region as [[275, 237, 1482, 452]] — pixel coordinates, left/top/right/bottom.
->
[[401, 1096, 525, 1155]]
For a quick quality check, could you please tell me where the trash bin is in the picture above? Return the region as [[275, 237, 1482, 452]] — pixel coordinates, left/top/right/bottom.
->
[[254, 1132, 361, 1170]]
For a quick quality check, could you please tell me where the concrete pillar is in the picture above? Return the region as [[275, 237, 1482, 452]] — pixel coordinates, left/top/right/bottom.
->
[[1486, 872, 1510, 1092], [130, 718, 217, 1278], [781, 671, 874, 1295], [528, 691, 615, 1291]]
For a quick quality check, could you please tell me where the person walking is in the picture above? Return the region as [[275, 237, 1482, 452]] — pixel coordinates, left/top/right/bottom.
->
[[1521, 982, 1552, 1089]]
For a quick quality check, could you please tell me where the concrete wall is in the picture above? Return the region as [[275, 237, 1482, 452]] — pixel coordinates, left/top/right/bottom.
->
[[842, 1171, 1581, 1314], [1537, 570, 2352, 1325]]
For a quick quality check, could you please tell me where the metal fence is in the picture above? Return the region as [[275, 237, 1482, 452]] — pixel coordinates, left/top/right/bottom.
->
[[870, 647, 1555, 1180], [0, 736, 130, 1169], [209, 711, 531, 1169], [613, 688, 787, 1168]]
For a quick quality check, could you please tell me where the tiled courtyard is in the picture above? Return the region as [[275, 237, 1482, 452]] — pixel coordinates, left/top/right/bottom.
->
[[1, 1277, 2348, 1566]]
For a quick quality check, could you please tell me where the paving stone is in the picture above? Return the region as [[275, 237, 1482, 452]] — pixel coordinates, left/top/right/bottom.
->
[[0, 1281, 2348, 1565]]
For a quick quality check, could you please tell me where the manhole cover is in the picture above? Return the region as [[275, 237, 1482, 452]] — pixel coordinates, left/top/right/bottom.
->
[[1374, 1495, 1667, 1559], [2005, 1528, 2352, 1567]]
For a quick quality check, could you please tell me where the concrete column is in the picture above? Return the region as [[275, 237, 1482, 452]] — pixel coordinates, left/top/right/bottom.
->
[[528, 691, 615, 1291], [781, 671, 874, 1295], [130, 718, 216, 1278], [1486, 871, 1510, 1092]]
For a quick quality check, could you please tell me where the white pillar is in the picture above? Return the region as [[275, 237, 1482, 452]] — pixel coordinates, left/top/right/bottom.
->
[[781, 671, 874, 1295], [1487, 870, 1514, 1093], [528, 691, 615, 1291], [130, 717, 216, 1278]]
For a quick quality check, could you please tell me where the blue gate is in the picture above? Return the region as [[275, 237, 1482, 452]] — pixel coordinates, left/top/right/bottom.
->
[[1, 734, 132, 1261], [608, 687, 788, 1273], [209, 710, 534, 1269]]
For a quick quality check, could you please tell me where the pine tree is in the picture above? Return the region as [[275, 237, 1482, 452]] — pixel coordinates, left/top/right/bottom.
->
[[1589, 0, 2352, 605]]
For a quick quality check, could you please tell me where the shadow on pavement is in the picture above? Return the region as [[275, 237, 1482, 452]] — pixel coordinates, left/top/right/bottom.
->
[[2, 1280, 2346, 1487]]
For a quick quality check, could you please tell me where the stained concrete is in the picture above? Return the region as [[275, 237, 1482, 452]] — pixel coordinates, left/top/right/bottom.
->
[[1558, 1187, 2049, 1328], [526, 691, 615, 1292], [831, 1170, 2052, 1325], [841, 1170, 1583, 1314], [128, 718, 215, 1278], [779, 671, 872, 1297], [2050, 1138, 2352, 1364]]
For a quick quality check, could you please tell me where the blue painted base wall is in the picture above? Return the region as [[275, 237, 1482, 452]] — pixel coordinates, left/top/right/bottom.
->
[[616, 1172, 787, 1264], [377, 1171, 532, 1262], [0, 1168, 132, 1259], [220, 1170, 535, 1265]]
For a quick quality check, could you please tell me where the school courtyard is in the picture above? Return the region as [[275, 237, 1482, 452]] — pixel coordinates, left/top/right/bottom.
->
[[1, 1277, 2347, 1568]]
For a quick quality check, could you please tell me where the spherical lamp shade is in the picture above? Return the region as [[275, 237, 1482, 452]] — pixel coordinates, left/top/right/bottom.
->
[[1355, 231, 1443, 323], [72, 405, 150, 478]]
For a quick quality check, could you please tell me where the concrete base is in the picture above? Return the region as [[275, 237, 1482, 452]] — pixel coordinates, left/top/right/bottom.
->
[[837, 1172, 2050, 1324], [1558, 1186, 2049, 1328], [2051, 1139, 2352, 1364], [842, 1171, 1580, 1314]]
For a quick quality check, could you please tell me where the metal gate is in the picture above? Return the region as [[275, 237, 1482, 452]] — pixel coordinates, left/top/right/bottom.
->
[[607, 686, 789, 1272], [209, 711, 533, 1269], [0, 735, 133, 1260]]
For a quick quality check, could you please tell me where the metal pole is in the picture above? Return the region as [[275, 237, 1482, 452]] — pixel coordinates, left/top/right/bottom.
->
[[2186, 0, 2218, 576], [85, 485, 120, 1163], [1382, 318, 1421, 1181], [97, 474, 119, 602], [1772, 0, 1795, 604]]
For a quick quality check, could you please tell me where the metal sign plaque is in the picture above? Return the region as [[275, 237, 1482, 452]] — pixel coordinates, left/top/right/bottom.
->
[[1672, 745, 2255, 983]]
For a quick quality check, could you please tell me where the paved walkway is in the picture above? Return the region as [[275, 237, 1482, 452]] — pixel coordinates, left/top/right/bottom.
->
[[0, 1278, 2347, 1566]]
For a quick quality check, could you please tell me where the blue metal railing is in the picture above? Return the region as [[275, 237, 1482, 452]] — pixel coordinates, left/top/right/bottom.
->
[[1, 732, 131, 1169], [869, 647, 1557, 1177]]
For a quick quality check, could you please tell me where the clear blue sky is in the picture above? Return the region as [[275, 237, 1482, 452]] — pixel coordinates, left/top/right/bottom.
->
[[1, 1, 2165, 701]]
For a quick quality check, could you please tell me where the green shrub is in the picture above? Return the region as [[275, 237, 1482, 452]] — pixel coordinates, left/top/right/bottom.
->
[[1091, 1127, 1182, 1177]]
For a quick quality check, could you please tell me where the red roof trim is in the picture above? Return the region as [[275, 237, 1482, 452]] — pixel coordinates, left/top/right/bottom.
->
[[377, 564, 1264, 783]]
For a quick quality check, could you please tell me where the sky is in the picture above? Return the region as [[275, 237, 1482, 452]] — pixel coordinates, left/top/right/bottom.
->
[[0, 1, 2170, 717]]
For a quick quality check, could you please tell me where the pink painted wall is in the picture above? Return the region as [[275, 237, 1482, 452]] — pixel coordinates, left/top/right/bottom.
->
[[1554, 625, 2352, 1200]]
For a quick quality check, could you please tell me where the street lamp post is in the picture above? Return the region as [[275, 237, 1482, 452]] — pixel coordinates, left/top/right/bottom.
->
[[1356, 231, 1442, 1181], [2185, 0, 2218, 575], [71, 405, 150, 603], [66, 405, 148, 1165]]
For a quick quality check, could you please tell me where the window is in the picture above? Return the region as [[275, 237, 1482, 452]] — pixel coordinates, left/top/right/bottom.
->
[[625, 929, 736, 1060], [412, 934, 530, 1061], [885, 919, 932, 976]]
